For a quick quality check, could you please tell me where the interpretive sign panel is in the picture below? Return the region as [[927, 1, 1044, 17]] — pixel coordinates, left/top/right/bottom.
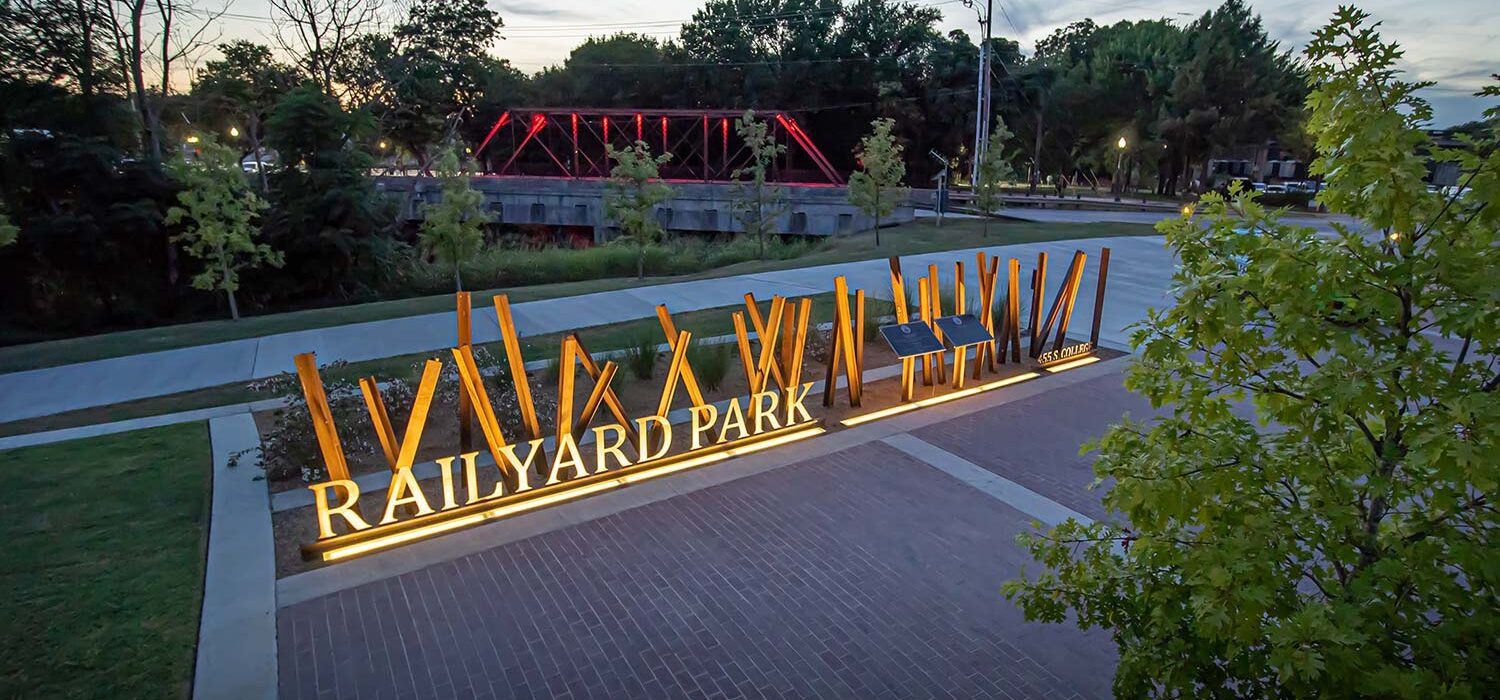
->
[[934, 314, 993, 348], [880, 322, 945, 358]]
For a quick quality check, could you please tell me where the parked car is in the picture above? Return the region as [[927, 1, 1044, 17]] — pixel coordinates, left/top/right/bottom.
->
[[1264, 184, 1288, 194]]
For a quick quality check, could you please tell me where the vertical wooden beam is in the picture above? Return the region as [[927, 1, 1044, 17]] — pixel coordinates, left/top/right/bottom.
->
[[785, 298, 813, 390], [293, 352, 352, 483], [952, 261, 967, 389], [1006, 258, 1022, 362], [822, 276, 861, 407], [927, 263, 946, 385], [1090, 247, 1112, 348], [1029, 252, 1047, 355], [556, 336, 578, 446], [456, 292, 472, 453], [854, 288, 865, 389], [918, 277, 933, 386]]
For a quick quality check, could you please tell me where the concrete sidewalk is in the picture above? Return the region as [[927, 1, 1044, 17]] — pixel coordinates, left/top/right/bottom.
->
[[0, 235, 1173, 423]]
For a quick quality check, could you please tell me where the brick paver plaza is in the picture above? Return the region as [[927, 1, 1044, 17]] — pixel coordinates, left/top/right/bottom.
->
[[278, 370, 1149, 699]]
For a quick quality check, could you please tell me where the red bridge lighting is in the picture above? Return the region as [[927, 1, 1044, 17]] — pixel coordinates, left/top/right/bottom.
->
[[472, 108, 843, 185]]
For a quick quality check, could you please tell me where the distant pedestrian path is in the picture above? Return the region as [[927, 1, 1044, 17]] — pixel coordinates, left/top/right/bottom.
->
[[0, 235, 1173, 423]]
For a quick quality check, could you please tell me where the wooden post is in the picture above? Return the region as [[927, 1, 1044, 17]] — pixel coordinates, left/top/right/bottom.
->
[[889, 256, 916, 402], [951, 261, 967, 389], [1090, 247, 1112, 347], [927, 263, 946, 385], [456, 292, 472, 452], [1029, 252, 1047, 356]]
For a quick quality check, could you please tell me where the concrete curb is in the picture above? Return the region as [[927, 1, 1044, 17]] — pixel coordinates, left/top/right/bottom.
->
[[193, 414, 277, 700]]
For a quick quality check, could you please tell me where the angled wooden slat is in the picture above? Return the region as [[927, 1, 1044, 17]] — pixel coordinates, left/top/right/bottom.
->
[[1052, 251, 1088, 351], [570, 334, 639, 444], [359, 376, 399, 468], [492, 295, 543, 441], [1034, 251, 1085, 357], [655, 304, 709, 407], [294, 352, 352, 483]]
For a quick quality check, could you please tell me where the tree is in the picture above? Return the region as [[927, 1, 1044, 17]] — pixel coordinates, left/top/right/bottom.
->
[[420, 145, 485, 291], [268, 0, 382, 96], [0, 208, 17, 247], [972, 117, 1016, 237], [847, 117, 907, 245], [102, 0, 226, 164], [193, 41, 298, 191], [731, 110, 788, 259], [604, 141, 674, 280], [1003, 10, 1498, 696], [165, 134, 283, 319], [259, 85, 394, 302]]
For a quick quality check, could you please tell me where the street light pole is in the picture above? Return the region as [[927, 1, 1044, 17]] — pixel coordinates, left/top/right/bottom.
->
[[967, 0, 994, 187], [1113, 136, 1127, 202]]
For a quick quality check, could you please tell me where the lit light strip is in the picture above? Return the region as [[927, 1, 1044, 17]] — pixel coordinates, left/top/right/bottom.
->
[[1043, 356, 1100, 373], [841, 372, 1043, 427], [320, 426, 826, 561]]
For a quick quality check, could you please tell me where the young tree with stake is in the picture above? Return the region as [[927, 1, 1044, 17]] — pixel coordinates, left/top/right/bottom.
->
[[420, 145, 486, 291], [973, 118, 1017, 237], [847, 118, 908, 246], [732, 110, 788, 259], [166, 135, 284, 320], [604, 141, 675, 279], [1003, 9, 1498, 696]]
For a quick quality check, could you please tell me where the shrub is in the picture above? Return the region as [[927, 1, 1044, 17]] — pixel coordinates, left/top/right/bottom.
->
[[623, 332, 660, 380], [688, 342, 732, 392]]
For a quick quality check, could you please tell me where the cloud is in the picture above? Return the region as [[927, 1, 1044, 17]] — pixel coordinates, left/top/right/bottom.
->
[[495, 0, 591, 22]]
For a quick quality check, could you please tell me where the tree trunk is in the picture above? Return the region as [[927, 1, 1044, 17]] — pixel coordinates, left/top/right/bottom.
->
[[221, 259, 240, 320], [637, 244, 645, 279], [249, 117, 269, 192], [1030, 99, 1044, 195], [873, 192, 881, 247]]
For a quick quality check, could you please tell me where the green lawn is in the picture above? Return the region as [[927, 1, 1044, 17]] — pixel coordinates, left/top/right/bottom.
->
[[0, 217, 1152, 374], [0, 422, 211, 699]]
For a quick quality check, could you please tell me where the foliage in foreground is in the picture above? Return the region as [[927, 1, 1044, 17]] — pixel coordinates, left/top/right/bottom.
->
[[1003, 8, 1498, 696]]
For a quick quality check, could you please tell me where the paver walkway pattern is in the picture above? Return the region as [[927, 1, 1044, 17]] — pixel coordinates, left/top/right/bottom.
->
[[276, 365, 1148, 700]]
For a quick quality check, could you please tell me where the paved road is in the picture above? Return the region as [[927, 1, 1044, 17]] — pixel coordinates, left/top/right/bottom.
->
[[276, 364, 1141, 700], [0, 235, 1175, 423]]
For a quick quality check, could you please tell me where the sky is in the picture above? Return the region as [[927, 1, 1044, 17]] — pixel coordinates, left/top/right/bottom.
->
[[217, 0, 1497, 126]]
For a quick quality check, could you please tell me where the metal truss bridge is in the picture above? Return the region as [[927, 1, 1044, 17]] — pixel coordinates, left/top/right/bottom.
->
[[473, 108, 844, 185]]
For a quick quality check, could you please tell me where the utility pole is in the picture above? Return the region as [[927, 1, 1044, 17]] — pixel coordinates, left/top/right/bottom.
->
[[968, 0, 994, 187]]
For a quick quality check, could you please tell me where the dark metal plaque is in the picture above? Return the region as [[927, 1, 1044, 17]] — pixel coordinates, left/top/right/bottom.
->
[[880, 322, 945, 358], [934, 314, 994, 348]]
